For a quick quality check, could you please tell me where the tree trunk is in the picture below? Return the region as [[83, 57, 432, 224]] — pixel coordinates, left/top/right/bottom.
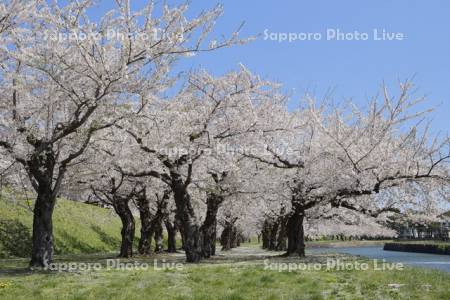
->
[[29, 145, 59, 268], [135, 190, 153, 255], [153, 190, 170, 253], [176, 219, 186, 250], [30, 188, 57, 267], [221, 222, 239, 250], [113, 197, 135, 258], [231, 226, 239, 248], [261, 219, 271, 249], [276, 216, 287, 251], [220, 224, 233, 251], [181, 221, 202, 262], [165, 220, 177, 253], [236, 231, 242, 247], [153, 220, 164, 253], [269, 220, 279, 250], [286, 207, 305, 256], [139, 228, 153, 255], [200, 194, 222, 258], [173, 184, 203, 262]]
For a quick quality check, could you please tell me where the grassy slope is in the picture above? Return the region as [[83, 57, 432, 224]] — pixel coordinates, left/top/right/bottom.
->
[[0, 189, 139, 258]]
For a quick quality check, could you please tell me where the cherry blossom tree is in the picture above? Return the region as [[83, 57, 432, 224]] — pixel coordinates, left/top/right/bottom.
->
[[243, 81, 450, 256], [0, 0, 244, 267], [90, 171, 138, 258], [118, 67, 283, 262], [196, 157, 259, 257]]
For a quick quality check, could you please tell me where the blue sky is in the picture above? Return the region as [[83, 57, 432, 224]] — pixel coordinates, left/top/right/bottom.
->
[[89, 0, 450, 134]]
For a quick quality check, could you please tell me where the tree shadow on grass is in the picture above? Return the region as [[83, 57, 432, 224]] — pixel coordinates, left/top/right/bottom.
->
[[90, 225, 120, 248], [54, 230, 97, 254]]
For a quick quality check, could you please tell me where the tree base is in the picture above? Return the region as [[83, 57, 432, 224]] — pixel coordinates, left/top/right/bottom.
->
[[279, 251, 306, 258]]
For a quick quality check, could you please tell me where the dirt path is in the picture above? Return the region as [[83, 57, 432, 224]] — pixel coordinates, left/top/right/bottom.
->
[[0, 245, 354, 276]]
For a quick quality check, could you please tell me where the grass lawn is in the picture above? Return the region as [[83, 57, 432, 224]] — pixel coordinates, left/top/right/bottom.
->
[[0, 247, 449, 300], [1, 191, 449, 299]]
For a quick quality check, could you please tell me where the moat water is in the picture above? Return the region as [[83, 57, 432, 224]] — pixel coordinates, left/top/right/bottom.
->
[[309, 246, 450, 273]]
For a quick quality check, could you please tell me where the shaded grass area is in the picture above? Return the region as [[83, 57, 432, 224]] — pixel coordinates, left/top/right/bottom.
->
[[0, 189, 140, 258], [0, 247, 449, 299]]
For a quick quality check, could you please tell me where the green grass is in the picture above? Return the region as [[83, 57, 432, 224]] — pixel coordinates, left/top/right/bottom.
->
[[0, 249, 449, 299], [0, 189, 140, 258], [1, 190, 449, 299]]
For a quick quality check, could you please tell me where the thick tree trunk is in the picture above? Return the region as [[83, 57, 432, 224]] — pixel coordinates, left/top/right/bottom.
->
[[30, 188, 57, 267], [201, 219, 216, 258], [286, 207, 305, 257], [114, 197, 135, 258], [29, 146, 60, 268], [231, 226, 239, 248], [261, 219, 271, 249], [173, 184, 203, 262], [221, 222, 239, 250], [200, 194, 222, 258], [181, 221, 202, 262], [138, 227, 153, 255], [153, 190, 170, 253], [269, 220, 279, 250], [135, 190, 153, 255], [176, 219, 186, 250], [153, 220, 164, 253], [165, 220, 177, 253], [220, 224, 233, 251], [276, 216, 288, 251]]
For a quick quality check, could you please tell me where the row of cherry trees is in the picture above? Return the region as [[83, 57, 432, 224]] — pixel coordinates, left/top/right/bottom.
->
[[1, 0, 449, 266]]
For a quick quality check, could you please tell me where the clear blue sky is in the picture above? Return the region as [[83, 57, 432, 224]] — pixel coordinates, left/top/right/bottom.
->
[[89, 0, 450, 133]]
